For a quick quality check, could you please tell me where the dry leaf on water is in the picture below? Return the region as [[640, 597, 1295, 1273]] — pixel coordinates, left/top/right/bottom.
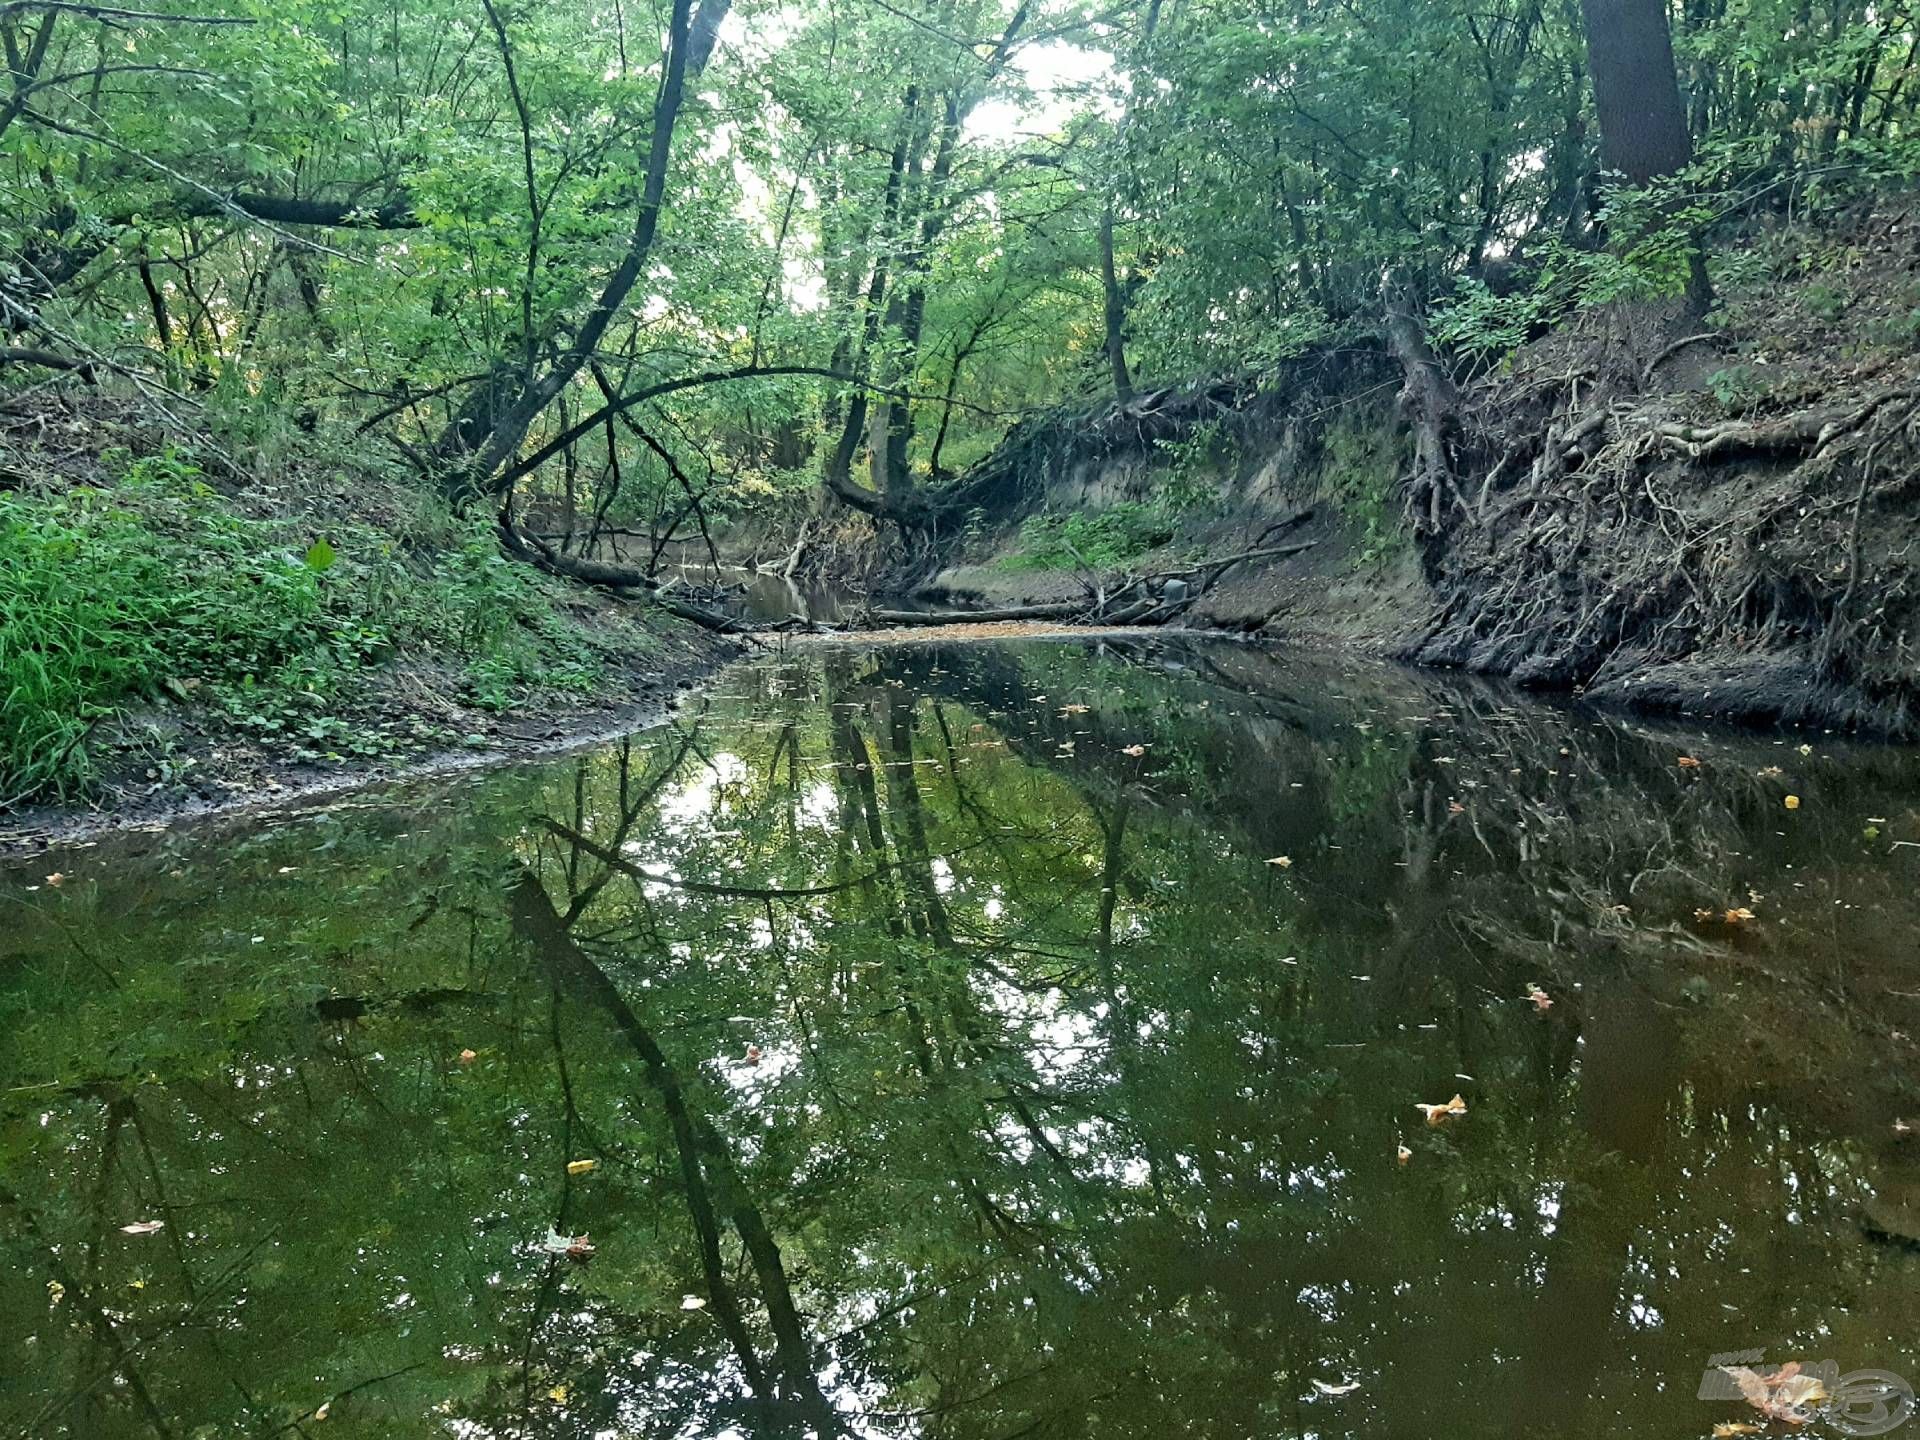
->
[[1721, 1363, 1830, 1425], [1121, 744, 1148, 757], [1525, 983, 1553, 1012], [1713, 1425, 1762, 1437], [1266, 855, 1293, 869], [457, 1048, 478, 1066], [681, 1294, 708, 1310], [1677, 756, 1702, 768], [1785, 795, 1802, 810], [119, 1220, 165, 1235], [540, 1228, 595, 1262], [1415, 1094, 1467, 1126], [1696, 907, 1756, 925], [1310, 1379, 1361, 1396], [566, 1159, 597, 1176], [1396, 1144, 1412, 1165]]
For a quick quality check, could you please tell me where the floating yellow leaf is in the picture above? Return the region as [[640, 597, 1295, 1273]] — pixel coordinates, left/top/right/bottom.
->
[[566, 1159, 597, 1176], [1713, 1425, 1762, 1437], [1785, 794, 1802, 810], [1415, 1094, 1467, 1126], [548, 1385, 569, 1404]]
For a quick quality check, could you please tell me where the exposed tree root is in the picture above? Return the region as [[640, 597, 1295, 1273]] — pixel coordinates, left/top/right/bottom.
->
[[1408, 318, 1920, 734]]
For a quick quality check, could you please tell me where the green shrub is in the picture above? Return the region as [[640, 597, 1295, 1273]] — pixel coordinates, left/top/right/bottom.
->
[[1004, 503, 1175, 571], [0, 453, 609, 801]]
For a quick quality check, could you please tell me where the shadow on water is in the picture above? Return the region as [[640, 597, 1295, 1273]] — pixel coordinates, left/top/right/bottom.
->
[[2, 634, 1918, 1437]]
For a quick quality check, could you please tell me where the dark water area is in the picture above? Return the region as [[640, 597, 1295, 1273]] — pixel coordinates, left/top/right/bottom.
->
[[3, 635, 1919, 1438]]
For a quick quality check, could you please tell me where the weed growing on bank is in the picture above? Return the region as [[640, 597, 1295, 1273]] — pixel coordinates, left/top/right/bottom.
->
[[0, 450, 631, 802]]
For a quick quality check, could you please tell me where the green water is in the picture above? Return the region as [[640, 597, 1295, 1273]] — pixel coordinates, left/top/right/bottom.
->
[[3, 635, 1917, 1438]]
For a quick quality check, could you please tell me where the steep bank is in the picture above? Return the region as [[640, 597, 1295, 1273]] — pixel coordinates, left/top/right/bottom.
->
[[0, 396, 738, 848], [879, 202, 1920, 736]]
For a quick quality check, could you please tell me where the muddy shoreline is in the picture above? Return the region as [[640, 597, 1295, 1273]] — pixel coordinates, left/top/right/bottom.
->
[[0, 636, 748, 856], [0, 620, 1162, 854], [1, 610, 1882, 856]]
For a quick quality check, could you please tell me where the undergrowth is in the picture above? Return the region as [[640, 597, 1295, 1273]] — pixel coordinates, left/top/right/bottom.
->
[[0, 450, 622, 803], [1001, 502, 1176, 571]]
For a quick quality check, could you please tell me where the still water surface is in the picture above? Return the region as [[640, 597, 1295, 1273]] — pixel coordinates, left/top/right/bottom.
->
[[3, 635, 1918, 1438]]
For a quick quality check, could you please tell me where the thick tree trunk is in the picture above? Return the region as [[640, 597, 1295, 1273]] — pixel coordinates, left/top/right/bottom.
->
[[1580, 0, 1693, 185], [1381, 274, 1463, 534], [1580, 0, 1713, 312]]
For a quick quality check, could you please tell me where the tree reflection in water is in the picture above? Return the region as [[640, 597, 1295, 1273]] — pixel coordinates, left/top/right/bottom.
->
[[3, 636, 1918, 1438]]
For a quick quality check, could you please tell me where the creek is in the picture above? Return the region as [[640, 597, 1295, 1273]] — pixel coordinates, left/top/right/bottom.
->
[[2, 634, 1917, 1437]]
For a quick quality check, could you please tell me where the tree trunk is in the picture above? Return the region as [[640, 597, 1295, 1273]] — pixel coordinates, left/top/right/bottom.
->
[[1100, 200, 1134, 403], [1581, 0, 1694, 186], [433, 0, 731, 504], [1580, 0, 1712, 312]]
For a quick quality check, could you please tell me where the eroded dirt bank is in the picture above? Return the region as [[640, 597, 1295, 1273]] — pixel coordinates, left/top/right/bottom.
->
[[837, 203, 1920, 738]]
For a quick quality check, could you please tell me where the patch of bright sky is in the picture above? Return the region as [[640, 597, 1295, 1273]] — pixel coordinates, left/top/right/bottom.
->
[[683, 13, 1114, 312], [967, 40, 1117, 142]]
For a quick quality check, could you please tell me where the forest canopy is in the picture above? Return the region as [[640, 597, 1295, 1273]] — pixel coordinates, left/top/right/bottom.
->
[[5, 0, 1920, 536]]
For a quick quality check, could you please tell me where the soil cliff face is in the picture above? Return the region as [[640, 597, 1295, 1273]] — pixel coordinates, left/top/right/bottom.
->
[[913, 204, 1920, 736]]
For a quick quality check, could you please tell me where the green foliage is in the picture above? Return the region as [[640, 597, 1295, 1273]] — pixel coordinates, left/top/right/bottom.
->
[[1005, 503, 1175, 571], [1318, 413, 1407, 566], [1151, 418, 1230, 515], [1802, 279, 1852, 322], [1706, 364, 1771, 413], [0, 455, 608, 800]]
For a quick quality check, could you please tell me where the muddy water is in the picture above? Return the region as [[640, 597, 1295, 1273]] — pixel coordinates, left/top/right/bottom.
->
[[2, 635, 1917, 1439]]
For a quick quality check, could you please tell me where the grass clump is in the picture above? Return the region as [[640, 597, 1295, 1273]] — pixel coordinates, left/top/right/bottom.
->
[[0, 450, 616, 803], [1002, 503, 1175, 572]]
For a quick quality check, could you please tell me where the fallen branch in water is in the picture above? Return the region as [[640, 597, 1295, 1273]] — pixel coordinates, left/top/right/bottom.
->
[[868, 601, 1084, 626], [502, 521, 750, 633], [866, 536, 1318, 631]]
